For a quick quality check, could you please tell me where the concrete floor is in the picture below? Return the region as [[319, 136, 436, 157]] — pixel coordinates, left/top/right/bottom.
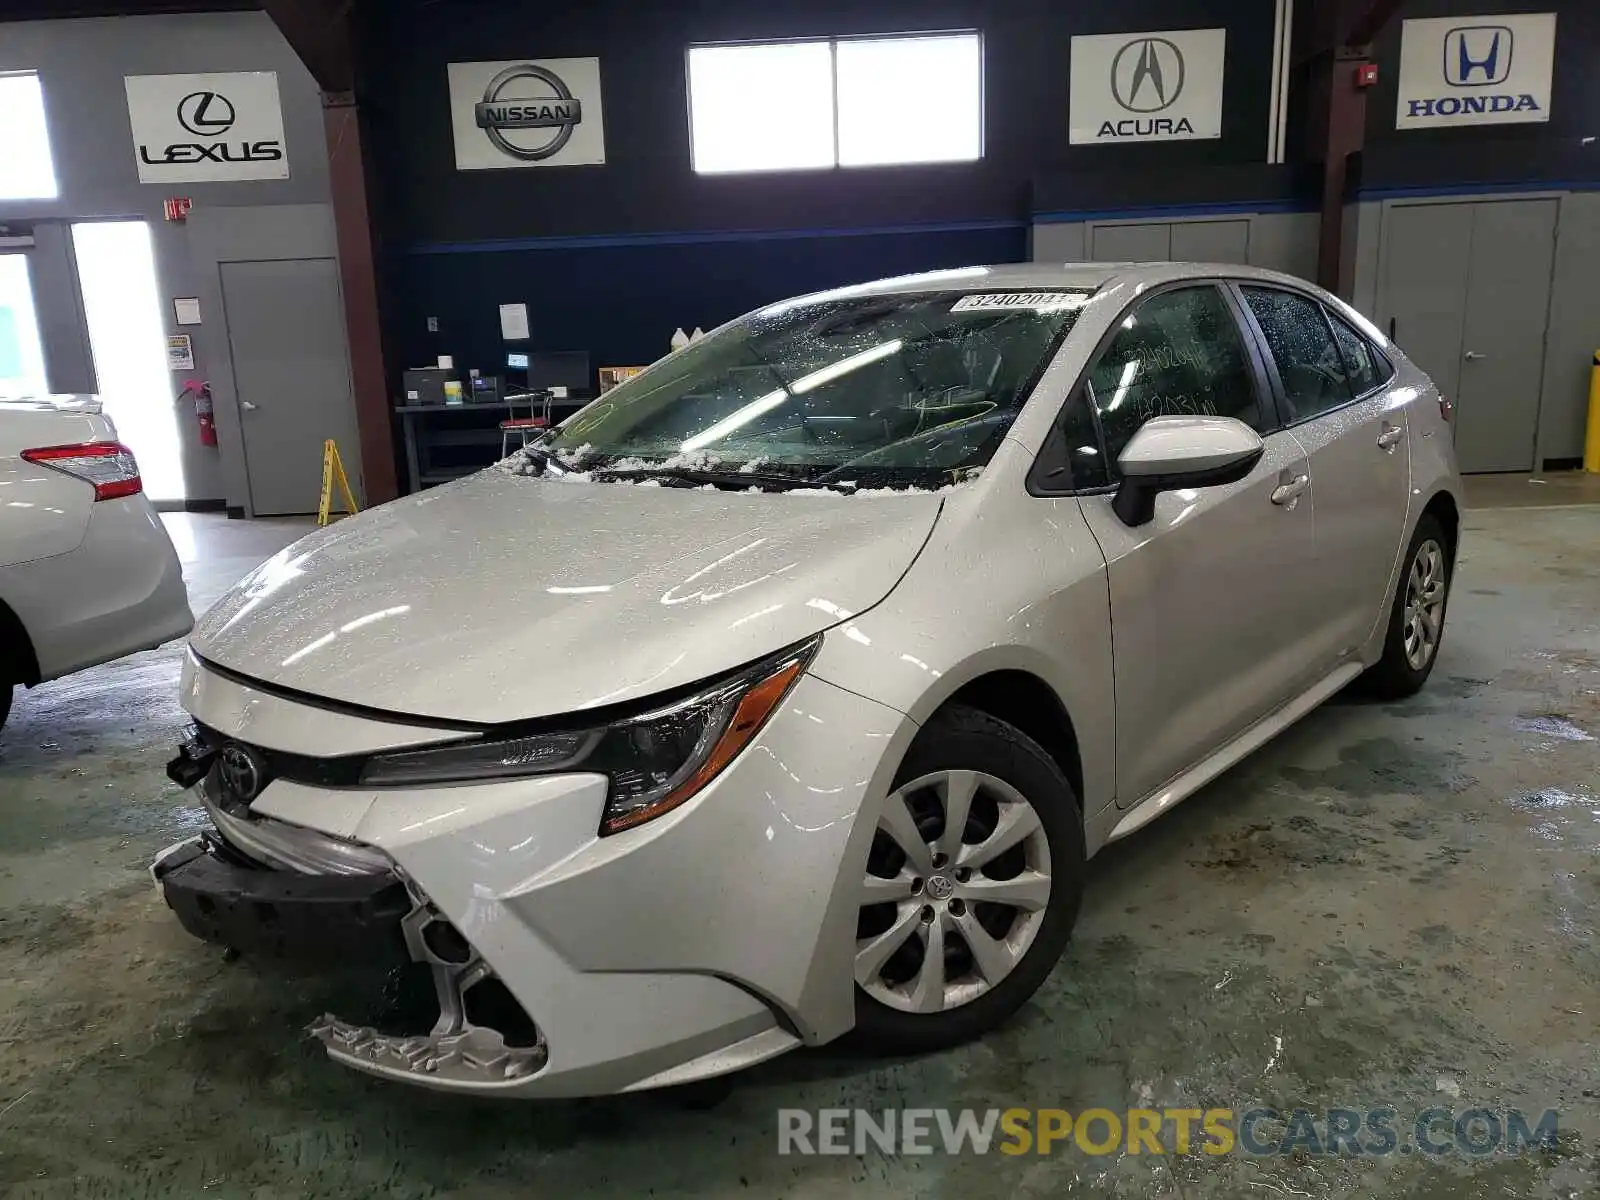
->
[[0, 504, 1596, 1199]]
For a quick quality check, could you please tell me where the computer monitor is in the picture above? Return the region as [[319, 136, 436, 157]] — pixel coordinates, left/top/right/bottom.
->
[[506, 352, 529, 370], [529, 351, 593, 397]]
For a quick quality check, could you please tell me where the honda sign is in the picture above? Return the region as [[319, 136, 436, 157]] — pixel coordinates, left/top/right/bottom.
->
[[1395, 13, 1555, 129], [125, 72, 289, 183]]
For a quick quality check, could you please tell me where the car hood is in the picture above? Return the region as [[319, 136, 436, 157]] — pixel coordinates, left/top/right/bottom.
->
[[191, 470, 943, 723]]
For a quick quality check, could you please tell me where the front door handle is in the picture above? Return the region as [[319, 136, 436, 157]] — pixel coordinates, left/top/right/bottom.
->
[[1270, 472, 1309, 507], [1377, 423, 1404, 450], [241, 400, 260, 412], [1463, 350, 1485, 361]]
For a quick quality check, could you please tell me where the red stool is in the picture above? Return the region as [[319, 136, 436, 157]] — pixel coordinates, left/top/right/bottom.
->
[[500, 415, 549, 457]]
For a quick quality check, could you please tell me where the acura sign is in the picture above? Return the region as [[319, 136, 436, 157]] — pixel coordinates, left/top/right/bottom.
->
[[1071, 28, 1226, 144], [1395, 13, 1555, 129], [449, 57, 606, 170], [125, 72, 289, 183]]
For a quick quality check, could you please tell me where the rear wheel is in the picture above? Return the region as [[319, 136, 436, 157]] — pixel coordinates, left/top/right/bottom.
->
[[0, 684, 11, 733], [851, 706, 1083, 1054], [1362, 514, 1452, 699]]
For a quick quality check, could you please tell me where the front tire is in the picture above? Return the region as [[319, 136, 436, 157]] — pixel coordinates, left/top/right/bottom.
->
[[1362, 514, 1452, 699], [851, 705, 1083, 1055], [0, 684, 11, 733]]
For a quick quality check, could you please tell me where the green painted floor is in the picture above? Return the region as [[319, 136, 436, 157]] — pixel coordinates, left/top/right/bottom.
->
[[0, 508, 1596, 1198]]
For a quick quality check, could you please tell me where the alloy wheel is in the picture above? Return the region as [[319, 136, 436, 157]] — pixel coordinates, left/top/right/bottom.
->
[[1402, 538, 1447, 671], [856, 770, 1052, 1013]]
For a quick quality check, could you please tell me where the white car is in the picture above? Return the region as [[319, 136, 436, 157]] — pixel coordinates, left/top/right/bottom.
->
[[0, 396, 193, 730], [153, 263, 1460, 1097]]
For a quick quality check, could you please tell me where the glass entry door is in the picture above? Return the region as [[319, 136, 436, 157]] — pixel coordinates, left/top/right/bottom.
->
[[0, 252, 49, 400]]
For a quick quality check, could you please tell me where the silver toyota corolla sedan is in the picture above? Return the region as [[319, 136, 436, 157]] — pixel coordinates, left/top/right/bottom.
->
[[153, 262, 1460, 1097]]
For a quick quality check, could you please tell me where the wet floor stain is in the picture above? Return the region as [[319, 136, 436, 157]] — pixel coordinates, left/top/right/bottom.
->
[[1512, 715, 1596, 743]]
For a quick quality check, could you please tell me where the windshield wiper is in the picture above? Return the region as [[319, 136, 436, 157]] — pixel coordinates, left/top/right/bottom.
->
[[590, 467, 857, 493]]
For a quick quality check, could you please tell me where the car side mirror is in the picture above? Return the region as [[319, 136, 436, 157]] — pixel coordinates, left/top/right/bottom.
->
[[1112, 416, 1265, 528]]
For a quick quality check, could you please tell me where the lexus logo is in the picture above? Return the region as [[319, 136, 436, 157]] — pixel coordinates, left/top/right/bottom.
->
[[1111, 37, 1186, 113], [177, 90, 237, 136], [474, 63, 583, 161], [218, 743, 267, 804]]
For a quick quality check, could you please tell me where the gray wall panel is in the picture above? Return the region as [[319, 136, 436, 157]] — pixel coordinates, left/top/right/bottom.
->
[[0, 12, 334, 506], [1031, 222, 1085, 263], [24, 223, 95, 395], [1248, 212, 1318, 283], [1540, 191, 1600, 465], [1170, 219, 1250, 263]]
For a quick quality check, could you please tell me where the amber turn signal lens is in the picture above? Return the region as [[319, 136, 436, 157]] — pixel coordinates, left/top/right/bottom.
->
[[600, 657, 807, 835]]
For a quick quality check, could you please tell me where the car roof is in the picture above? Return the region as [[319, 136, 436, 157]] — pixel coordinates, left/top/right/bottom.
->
[[829, 261, 1321, 298]]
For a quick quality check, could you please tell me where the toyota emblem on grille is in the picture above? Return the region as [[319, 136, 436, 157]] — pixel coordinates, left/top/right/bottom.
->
[[218, 743, 266, 803]]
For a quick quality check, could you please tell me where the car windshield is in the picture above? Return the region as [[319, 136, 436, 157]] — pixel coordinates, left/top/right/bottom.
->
[[541, 288, 1094, 489]]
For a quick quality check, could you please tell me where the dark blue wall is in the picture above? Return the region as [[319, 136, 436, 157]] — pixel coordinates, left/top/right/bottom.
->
[[356, 0, 1280, 381]]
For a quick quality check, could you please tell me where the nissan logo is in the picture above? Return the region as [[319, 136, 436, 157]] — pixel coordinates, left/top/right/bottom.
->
[[177, 90, 237, 136], [1111, 37, 1186, 113], [473, 63, 583, 161], [218, 742, 267, 804]]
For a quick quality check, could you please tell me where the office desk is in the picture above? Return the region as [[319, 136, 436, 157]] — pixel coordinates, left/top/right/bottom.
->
[[395, 400, 585, 492]]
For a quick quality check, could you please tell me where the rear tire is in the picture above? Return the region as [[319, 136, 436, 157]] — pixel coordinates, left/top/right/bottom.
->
[[850, 705, 1083, 1055], [0, 684, 10, 733], [1361, 514, 1452, 700]]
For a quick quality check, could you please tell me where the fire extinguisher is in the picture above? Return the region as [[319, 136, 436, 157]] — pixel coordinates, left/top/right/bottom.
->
[[181, 380, 218, 447]]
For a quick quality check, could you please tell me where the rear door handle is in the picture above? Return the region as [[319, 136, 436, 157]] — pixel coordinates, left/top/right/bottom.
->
[[1271, 473, 1309, 506], [1377, 424, 1404, 450]]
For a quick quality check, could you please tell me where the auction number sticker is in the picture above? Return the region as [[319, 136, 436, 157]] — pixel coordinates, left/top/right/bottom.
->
[[951, 292, 1090, 312]]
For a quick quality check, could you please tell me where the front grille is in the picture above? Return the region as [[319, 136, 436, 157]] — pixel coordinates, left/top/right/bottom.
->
[[194, 722, 368, 790]]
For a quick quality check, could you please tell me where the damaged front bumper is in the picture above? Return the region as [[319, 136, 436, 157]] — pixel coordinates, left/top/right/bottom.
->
[[152, 819, 551, 1087]]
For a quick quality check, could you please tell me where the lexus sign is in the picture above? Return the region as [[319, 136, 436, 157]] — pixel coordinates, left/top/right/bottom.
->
[[1070, 28, 1226, 144], [125, 72, 289, 183], [1395, 13, 1555, 129], [448, 58, 606, 170]]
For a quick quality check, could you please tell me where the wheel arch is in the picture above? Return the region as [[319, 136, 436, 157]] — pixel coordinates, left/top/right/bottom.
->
[[1420, 488, 1461, 564], [928, 670, 1085, 809], [0, 598, 41, 687]]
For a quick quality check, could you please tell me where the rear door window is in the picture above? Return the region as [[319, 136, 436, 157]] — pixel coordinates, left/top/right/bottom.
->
[[1240, 286, 1354, 422], [1325, 309, 1391, 395]]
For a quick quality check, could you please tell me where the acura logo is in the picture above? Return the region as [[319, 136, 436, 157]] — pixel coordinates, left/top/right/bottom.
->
[[474, 63, 583, 161], [177, 90, 237, 136], [1443, 26, 1513, 87], [218, 743, 267, 804], [1111, 37, 1185, 113]]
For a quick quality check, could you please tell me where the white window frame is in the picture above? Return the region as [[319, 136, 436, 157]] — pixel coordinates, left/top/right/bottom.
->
[[685, 30, 984, 175]]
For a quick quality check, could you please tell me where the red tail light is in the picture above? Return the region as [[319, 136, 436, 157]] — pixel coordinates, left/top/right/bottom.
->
[[21, 441, 143, 501], [1438, 394, 1454, 423]]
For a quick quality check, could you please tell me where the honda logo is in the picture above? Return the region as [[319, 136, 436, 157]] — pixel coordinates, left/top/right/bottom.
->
[[1110, 37, 1186, 113], [1443, 26, 1513, 87]]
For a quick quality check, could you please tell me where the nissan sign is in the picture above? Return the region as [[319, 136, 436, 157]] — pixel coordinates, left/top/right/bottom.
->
[[449, 57, 606, 170], [1395, 13, 1555, 130], [125, 72, 289, 183], [1071, 28, 1226, 144]]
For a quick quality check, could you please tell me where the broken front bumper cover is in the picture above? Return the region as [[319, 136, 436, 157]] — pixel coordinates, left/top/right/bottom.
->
[[153, 835, 411, 966], [153, 831, 550, 1089]]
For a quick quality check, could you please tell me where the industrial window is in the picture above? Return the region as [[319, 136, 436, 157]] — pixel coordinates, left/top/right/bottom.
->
[[0, 72, 59, 200], [688, 33, 982, 174]]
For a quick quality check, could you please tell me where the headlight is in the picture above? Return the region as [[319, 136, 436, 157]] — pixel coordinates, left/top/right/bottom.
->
[[359, 637, 818, 835]]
